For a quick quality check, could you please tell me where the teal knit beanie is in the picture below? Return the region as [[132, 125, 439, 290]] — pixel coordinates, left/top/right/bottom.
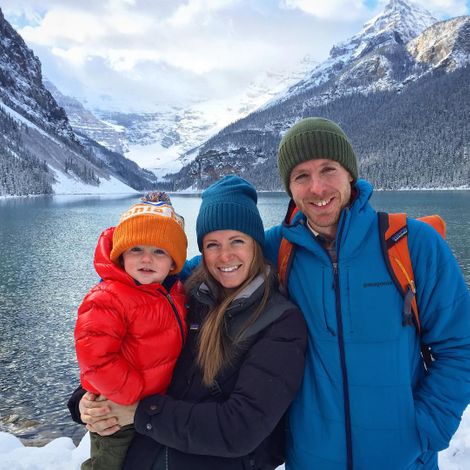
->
[[196, 175, 265, 251], [278, 117, 358, 195]]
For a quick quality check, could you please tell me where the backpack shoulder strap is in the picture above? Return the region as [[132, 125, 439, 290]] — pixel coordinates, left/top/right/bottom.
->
[[278, 237, 295, 295], [378, 212, 420, 332], [416, 214, 446, 238], [378, 212, 446, 331], [278, 199, 299, 296], [378, 211, 446, 371]]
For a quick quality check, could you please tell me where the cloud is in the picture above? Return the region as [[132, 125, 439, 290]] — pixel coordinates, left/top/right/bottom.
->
[[167, 0, 239, 27], [2, 0, 468, 112], [281, 0, 468, 19], [279, 0, 370, 20], [375, 0, 468, 17], [419, 0, 468, 17], [19, 9, 106, 45]]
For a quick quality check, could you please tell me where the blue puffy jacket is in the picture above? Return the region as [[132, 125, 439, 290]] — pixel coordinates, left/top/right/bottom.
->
[[264, 179, 470, 470]]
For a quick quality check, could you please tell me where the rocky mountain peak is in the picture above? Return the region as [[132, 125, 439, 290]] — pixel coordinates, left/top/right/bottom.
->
[[363, 0, 437, 43], [407, 16, 470, 70], [331, 0, 436, 61], [276, 0, 439, 104], [0, 7, 75, 141]]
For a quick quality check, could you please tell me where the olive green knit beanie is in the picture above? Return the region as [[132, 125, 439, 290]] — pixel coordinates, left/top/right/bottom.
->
[[277, 117, 358, 195]]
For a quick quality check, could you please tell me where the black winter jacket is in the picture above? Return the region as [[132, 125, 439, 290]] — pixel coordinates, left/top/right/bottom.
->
[[69, 275, 307, 470]]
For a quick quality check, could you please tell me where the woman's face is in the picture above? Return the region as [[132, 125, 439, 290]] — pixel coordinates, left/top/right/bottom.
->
[[202, 230, 255, 290]]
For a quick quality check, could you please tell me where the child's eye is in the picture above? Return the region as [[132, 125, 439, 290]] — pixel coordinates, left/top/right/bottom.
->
[[153, 249, 166, 255], [130, 247, 142, 252]]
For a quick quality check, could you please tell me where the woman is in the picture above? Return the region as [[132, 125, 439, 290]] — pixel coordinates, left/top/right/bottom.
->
[[69, 175, 307, 470]]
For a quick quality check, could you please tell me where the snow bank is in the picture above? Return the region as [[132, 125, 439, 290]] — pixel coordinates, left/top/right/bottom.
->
[[0, 432, 89, 470]]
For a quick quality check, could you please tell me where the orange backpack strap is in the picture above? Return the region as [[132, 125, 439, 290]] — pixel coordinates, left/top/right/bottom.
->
[[378, 212, 420, 332], [278, 199, 299, 295], [417, 214, 446, 238], [278, 238, 294, 294], [378, 212, 446, 370]]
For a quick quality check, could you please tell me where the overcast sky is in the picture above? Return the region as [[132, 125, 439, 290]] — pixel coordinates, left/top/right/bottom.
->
[[3, 0, 469, 112]]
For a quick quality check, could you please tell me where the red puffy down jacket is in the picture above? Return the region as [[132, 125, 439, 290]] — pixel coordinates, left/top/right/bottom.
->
[[75, 227, 187, 405]]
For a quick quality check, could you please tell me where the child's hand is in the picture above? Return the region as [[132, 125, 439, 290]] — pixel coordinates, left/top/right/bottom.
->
[[108, 401, 139, 427], [79, 392, 120, 436]]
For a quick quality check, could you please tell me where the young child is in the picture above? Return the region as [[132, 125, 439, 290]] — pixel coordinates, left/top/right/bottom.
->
[[74, 192, 188, 470]]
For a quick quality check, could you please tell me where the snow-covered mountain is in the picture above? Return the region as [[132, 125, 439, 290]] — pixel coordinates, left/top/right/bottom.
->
[[45, 80, 126, 155], [48, 55, 318, 180], [0, 11, 76, 143], [406, 15, 470, 70], [170, 0, 470, 191], [0, 8, 158, 196], [266, 0, 437, 108]]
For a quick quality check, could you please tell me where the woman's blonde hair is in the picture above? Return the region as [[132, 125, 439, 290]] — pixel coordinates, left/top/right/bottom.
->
[[185, 240, 271, 386]]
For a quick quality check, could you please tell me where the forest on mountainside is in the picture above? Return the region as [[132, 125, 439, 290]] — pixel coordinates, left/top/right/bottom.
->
[[0, 109, 53, 196], [169, 66, 469, 191]]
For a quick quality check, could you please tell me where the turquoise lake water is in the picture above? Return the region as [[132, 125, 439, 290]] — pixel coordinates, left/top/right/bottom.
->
[[0, 190, 468, 443]]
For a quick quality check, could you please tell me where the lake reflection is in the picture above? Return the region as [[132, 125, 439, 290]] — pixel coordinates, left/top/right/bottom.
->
[[0, 190, 468, 443]]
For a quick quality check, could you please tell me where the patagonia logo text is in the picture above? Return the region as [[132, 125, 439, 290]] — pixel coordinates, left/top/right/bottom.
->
[[391, 226, 408, 243], [363, 281, 394, 288]]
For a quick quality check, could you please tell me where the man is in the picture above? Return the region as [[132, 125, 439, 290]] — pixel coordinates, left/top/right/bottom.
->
[[263, 117, 470, 470]]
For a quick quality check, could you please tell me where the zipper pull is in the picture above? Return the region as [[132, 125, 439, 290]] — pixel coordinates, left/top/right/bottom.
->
[[332, 262, 338, 290]]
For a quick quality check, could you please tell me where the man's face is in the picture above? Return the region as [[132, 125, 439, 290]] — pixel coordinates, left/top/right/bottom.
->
[[289, 159, 353, 239]]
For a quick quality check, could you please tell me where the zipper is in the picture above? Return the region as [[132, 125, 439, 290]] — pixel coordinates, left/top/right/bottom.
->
[[165, 446, 169, 470], [333, 213, 353, 470], [165, 293, 186, 347]]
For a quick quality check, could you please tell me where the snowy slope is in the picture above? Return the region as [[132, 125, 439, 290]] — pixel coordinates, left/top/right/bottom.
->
[[0, 101, 138, 195], [52, 171, 137, 195], [82, 56, 319, 178]]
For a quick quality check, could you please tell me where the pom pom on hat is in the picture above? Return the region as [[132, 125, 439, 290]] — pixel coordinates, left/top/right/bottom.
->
[[196, 175, 265, 251], [111, 191, 187, 274], [141, 191, 172, 205]]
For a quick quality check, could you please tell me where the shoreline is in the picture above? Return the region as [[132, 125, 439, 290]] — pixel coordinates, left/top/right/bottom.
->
[[2, 186, 470, 199]]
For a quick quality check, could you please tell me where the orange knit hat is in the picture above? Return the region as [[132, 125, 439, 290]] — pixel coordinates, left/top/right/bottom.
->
[[110, 192, 187, 274]]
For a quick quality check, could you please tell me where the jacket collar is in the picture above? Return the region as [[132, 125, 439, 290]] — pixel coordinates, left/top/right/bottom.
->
[[282, 179, 376, 259], [193, 267, 272, 316]]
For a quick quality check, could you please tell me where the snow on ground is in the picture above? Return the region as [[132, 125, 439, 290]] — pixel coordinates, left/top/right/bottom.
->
[[52, 170, 138, 195], [0, 406, 469, 470], [0, 102, 58, 142], [0, 432, 89, 470]]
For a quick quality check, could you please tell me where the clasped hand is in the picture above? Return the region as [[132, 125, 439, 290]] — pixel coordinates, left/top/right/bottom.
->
[[79, 392, 138, 436]]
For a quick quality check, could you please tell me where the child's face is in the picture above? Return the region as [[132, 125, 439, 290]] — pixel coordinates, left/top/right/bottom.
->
[[122, 245, 174, 285]]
